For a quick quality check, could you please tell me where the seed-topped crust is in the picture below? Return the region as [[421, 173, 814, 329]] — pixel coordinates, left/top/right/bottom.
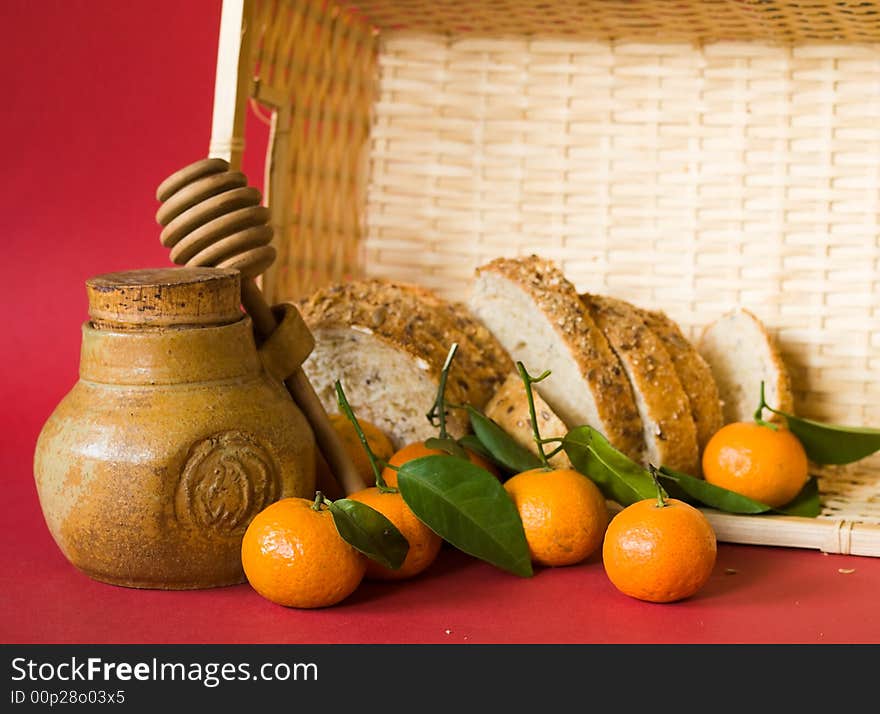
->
[[637, 307, 724, 457], [299, 279, 510, 412], [474, 255, 645, 461], [392, 282, 514, 404], [582, 294, 700, 475]]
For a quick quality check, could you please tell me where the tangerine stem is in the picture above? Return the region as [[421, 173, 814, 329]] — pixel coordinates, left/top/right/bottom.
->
[[334, 380, 388, 490], [375, 464, 399, 494], [753, 381, 779, 431], [313, 491, 326, 511], [544, 444, 565, 460], [427, 343, 459, 440], [516, 361, 553, 470], [648, 465, 668, 508]]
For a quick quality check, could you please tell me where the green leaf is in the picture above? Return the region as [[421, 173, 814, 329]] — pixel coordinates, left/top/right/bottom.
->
[[773, 477, 822, 517], [658, 467, 821, 518], [757, 382, 880, 465], [657, 466, 772, 514], [457, 434, 495, 462], [776, 413, 880, 466], [424, 436, 468, 460], [397, 455, 533, 578], [466, 406, 543, 475], [327, 498, 410, 570], [562, 426, 658, 506]]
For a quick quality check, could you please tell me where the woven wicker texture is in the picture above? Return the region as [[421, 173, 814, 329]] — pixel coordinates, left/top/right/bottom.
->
[[365, 37, 880, 440], [224, 0, 880, 552], [342, 0, 880, 43], [247, 0, 376, 298]]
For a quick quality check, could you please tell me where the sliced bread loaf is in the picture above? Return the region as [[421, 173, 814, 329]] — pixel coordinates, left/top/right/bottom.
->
[[468, 255, 645, 462], [299, 279, 510, 449], [581, 294, 700, 475], [637, 307, 724, 456], [409, 289, 515, 406], [697, 308, 794, 424], [483, 372, 573, 470]]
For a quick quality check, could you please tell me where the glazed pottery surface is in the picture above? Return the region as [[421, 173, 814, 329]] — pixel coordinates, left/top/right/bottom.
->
[[34, 268, 316, 589]]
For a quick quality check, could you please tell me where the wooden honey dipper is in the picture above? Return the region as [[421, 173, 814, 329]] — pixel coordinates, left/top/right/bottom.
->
[[155, 157, 366, 498]]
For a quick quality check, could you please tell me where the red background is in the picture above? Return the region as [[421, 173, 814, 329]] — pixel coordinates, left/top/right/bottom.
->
[[2, 0, 879, 644]]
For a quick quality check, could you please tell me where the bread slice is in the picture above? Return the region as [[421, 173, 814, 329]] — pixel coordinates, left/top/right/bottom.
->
[[697, 308, 794, 424], [468, 255, 645, 462], [581, 294, 700, 475], [299, 279, 510, 449], [407, 288, 515, 407], [484, 372, 573, 470], [637, 307, 724, 456]]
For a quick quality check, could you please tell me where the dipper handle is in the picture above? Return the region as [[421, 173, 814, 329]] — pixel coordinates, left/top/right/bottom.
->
[[155, 158, 366, 498]]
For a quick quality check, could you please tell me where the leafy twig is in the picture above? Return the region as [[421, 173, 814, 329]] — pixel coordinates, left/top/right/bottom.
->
[[515, 361, 553, 470], [335, 380, 395, 492]]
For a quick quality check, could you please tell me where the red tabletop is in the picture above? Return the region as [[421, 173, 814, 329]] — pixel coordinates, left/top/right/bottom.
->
[[4, 483, 880, 645], [3, 0, 880, 646]]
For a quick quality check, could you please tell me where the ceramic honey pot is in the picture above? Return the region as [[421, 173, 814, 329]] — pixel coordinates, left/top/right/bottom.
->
[[33, 267, 316, 589]]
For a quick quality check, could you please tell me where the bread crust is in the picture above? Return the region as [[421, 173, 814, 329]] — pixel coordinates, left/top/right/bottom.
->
[[398, 284, 514, 405], [697, 307, 794, 424], [637, 307, 724, 457], [484, 372, 573, 469], [299, 280, 510, 436], [474, 255, 644, 461], [582, 294, 700, 475]]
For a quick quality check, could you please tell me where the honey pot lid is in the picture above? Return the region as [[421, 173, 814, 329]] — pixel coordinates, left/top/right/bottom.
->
[[86, 267, 242, 329]]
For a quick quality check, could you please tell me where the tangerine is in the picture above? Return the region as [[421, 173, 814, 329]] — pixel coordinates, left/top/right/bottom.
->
[[241, 496, 366, 608], [503, 467, 609, 567], [702, 421, 808, 508], [381, 440, 499, 487], [348, 487, 442, 580], [602, 490, 717, 603], [316, 413, 395, 492]]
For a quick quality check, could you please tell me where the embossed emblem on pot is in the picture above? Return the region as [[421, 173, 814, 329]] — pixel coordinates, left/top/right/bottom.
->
[[175, 430, 280, 534]]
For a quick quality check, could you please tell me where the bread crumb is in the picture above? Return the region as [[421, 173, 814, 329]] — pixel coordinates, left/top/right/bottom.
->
[[724, 568, 738, 575]]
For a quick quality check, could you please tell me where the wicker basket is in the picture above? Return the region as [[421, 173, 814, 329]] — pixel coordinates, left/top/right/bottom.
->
[[209, 0, 880, 557]]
